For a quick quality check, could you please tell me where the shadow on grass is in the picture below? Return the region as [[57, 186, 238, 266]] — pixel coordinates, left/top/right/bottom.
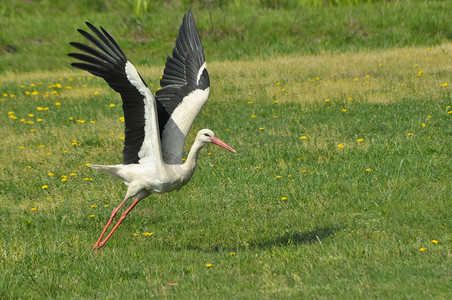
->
[[252, 225, 340, 249], [175, 225, 341, 253]]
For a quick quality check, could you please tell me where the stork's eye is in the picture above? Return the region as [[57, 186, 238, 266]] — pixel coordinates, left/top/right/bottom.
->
[[204, 133, 210, 137]]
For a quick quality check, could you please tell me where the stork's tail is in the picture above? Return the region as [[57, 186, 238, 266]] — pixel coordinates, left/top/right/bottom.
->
[[88, 164, 121, 179]]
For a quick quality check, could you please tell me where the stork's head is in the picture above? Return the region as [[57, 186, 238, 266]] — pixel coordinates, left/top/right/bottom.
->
[[197, 129, 236, 153]]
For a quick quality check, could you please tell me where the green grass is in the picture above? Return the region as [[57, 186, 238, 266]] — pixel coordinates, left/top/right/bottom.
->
[[1, 0, 451, 73], [1, 0, 452, 298]]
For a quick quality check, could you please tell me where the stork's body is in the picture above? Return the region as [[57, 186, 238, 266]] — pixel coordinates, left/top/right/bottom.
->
[[69, 10, 235, 249]]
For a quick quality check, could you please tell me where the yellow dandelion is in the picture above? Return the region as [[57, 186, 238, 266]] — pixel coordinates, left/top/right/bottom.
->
[[91, 205, 98, 208], [441, 83, 448, 87], [94, 91, 99, 95], [275, 175, 282, 179], [55, 102, 61, 106], [77, 119, 85, 123], [37, 106, 44, 111], [37, 118, 43, 122], [365, 168, 372, 172], [408, 133, 413, 136], [281, 88, 286, 91], [259, 127, 264, 131], [276, 82, 281, 86], [61, 178, 67, 182], [347, 97, 353, 101], [229, 252, 236, 256], [205, 264, 213, 268], [104, 204, 109, 207], [109, 104, 115, 107], [273, 115, 278, 118], [337, 144, 344, 149], [39, 145, 45, 148], [419, 247, 426, 252], [255, 166, 259, 169], [133, 233, 138, 236], [342, 109, 347, 112], [300, 136, 307, 139], [248, 101, 253, 104], [48, 172, 55, 176], [357, 138, 364, 142], [417, 70, 424, 77], [41, 185, 48, 190], [31, 207, 37, 211], [281, 197, 287, 200], [431, 240, 438, 244], [251, 115, 256, 118], [89, 215, 95, 218], [325, 98, 330, 102], [119, 116, 125, 122], [90, 121, 96, 124], [19, 146, 25, 149], [69, 117, 74, 120], [119, 136, 125, 140], [421, 123, 426, 127], [274, 100, 278, 103], [28, 113, 35, 117]]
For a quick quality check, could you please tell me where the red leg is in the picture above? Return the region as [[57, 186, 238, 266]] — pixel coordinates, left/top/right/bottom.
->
[[96, 197, 142, 249], [93, 197, 129, 249]]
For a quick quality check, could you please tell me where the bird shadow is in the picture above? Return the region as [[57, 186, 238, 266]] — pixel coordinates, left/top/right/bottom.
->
[[177, 225, 341, 253], [251, 225, 340, 250]]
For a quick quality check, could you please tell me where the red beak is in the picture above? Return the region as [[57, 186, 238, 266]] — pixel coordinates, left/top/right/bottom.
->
[[211, 136, 237, 153]]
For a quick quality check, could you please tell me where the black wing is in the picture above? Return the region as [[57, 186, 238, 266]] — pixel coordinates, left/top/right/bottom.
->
[[68, 23, 161, 165], [156, 9, 210, 163]]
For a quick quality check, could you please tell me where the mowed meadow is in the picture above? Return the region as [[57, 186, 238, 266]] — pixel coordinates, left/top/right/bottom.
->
[[1, 1, 452, 298]]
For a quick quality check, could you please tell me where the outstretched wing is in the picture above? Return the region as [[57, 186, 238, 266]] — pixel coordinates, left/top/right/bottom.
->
[[156, 9, 210, 164], [68, 23, 162, 166]]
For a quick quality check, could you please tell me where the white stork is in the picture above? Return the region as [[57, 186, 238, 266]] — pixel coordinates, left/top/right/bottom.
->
[[68, 10, 236, 250]]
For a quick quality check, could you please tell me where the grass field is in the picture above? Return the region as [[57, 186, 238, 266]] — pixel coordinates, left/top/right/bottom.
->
[[1, 0, 451, 298]]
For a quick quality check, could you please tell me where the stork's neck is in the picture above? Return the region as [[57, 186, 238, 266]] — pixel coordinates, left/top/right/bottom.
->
[[182, 138, 205, 174]]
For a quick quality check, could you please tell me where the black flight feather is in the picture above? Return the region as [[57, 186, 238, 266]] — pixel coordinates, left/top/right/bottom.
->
[[68, 22, 146, 165]]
